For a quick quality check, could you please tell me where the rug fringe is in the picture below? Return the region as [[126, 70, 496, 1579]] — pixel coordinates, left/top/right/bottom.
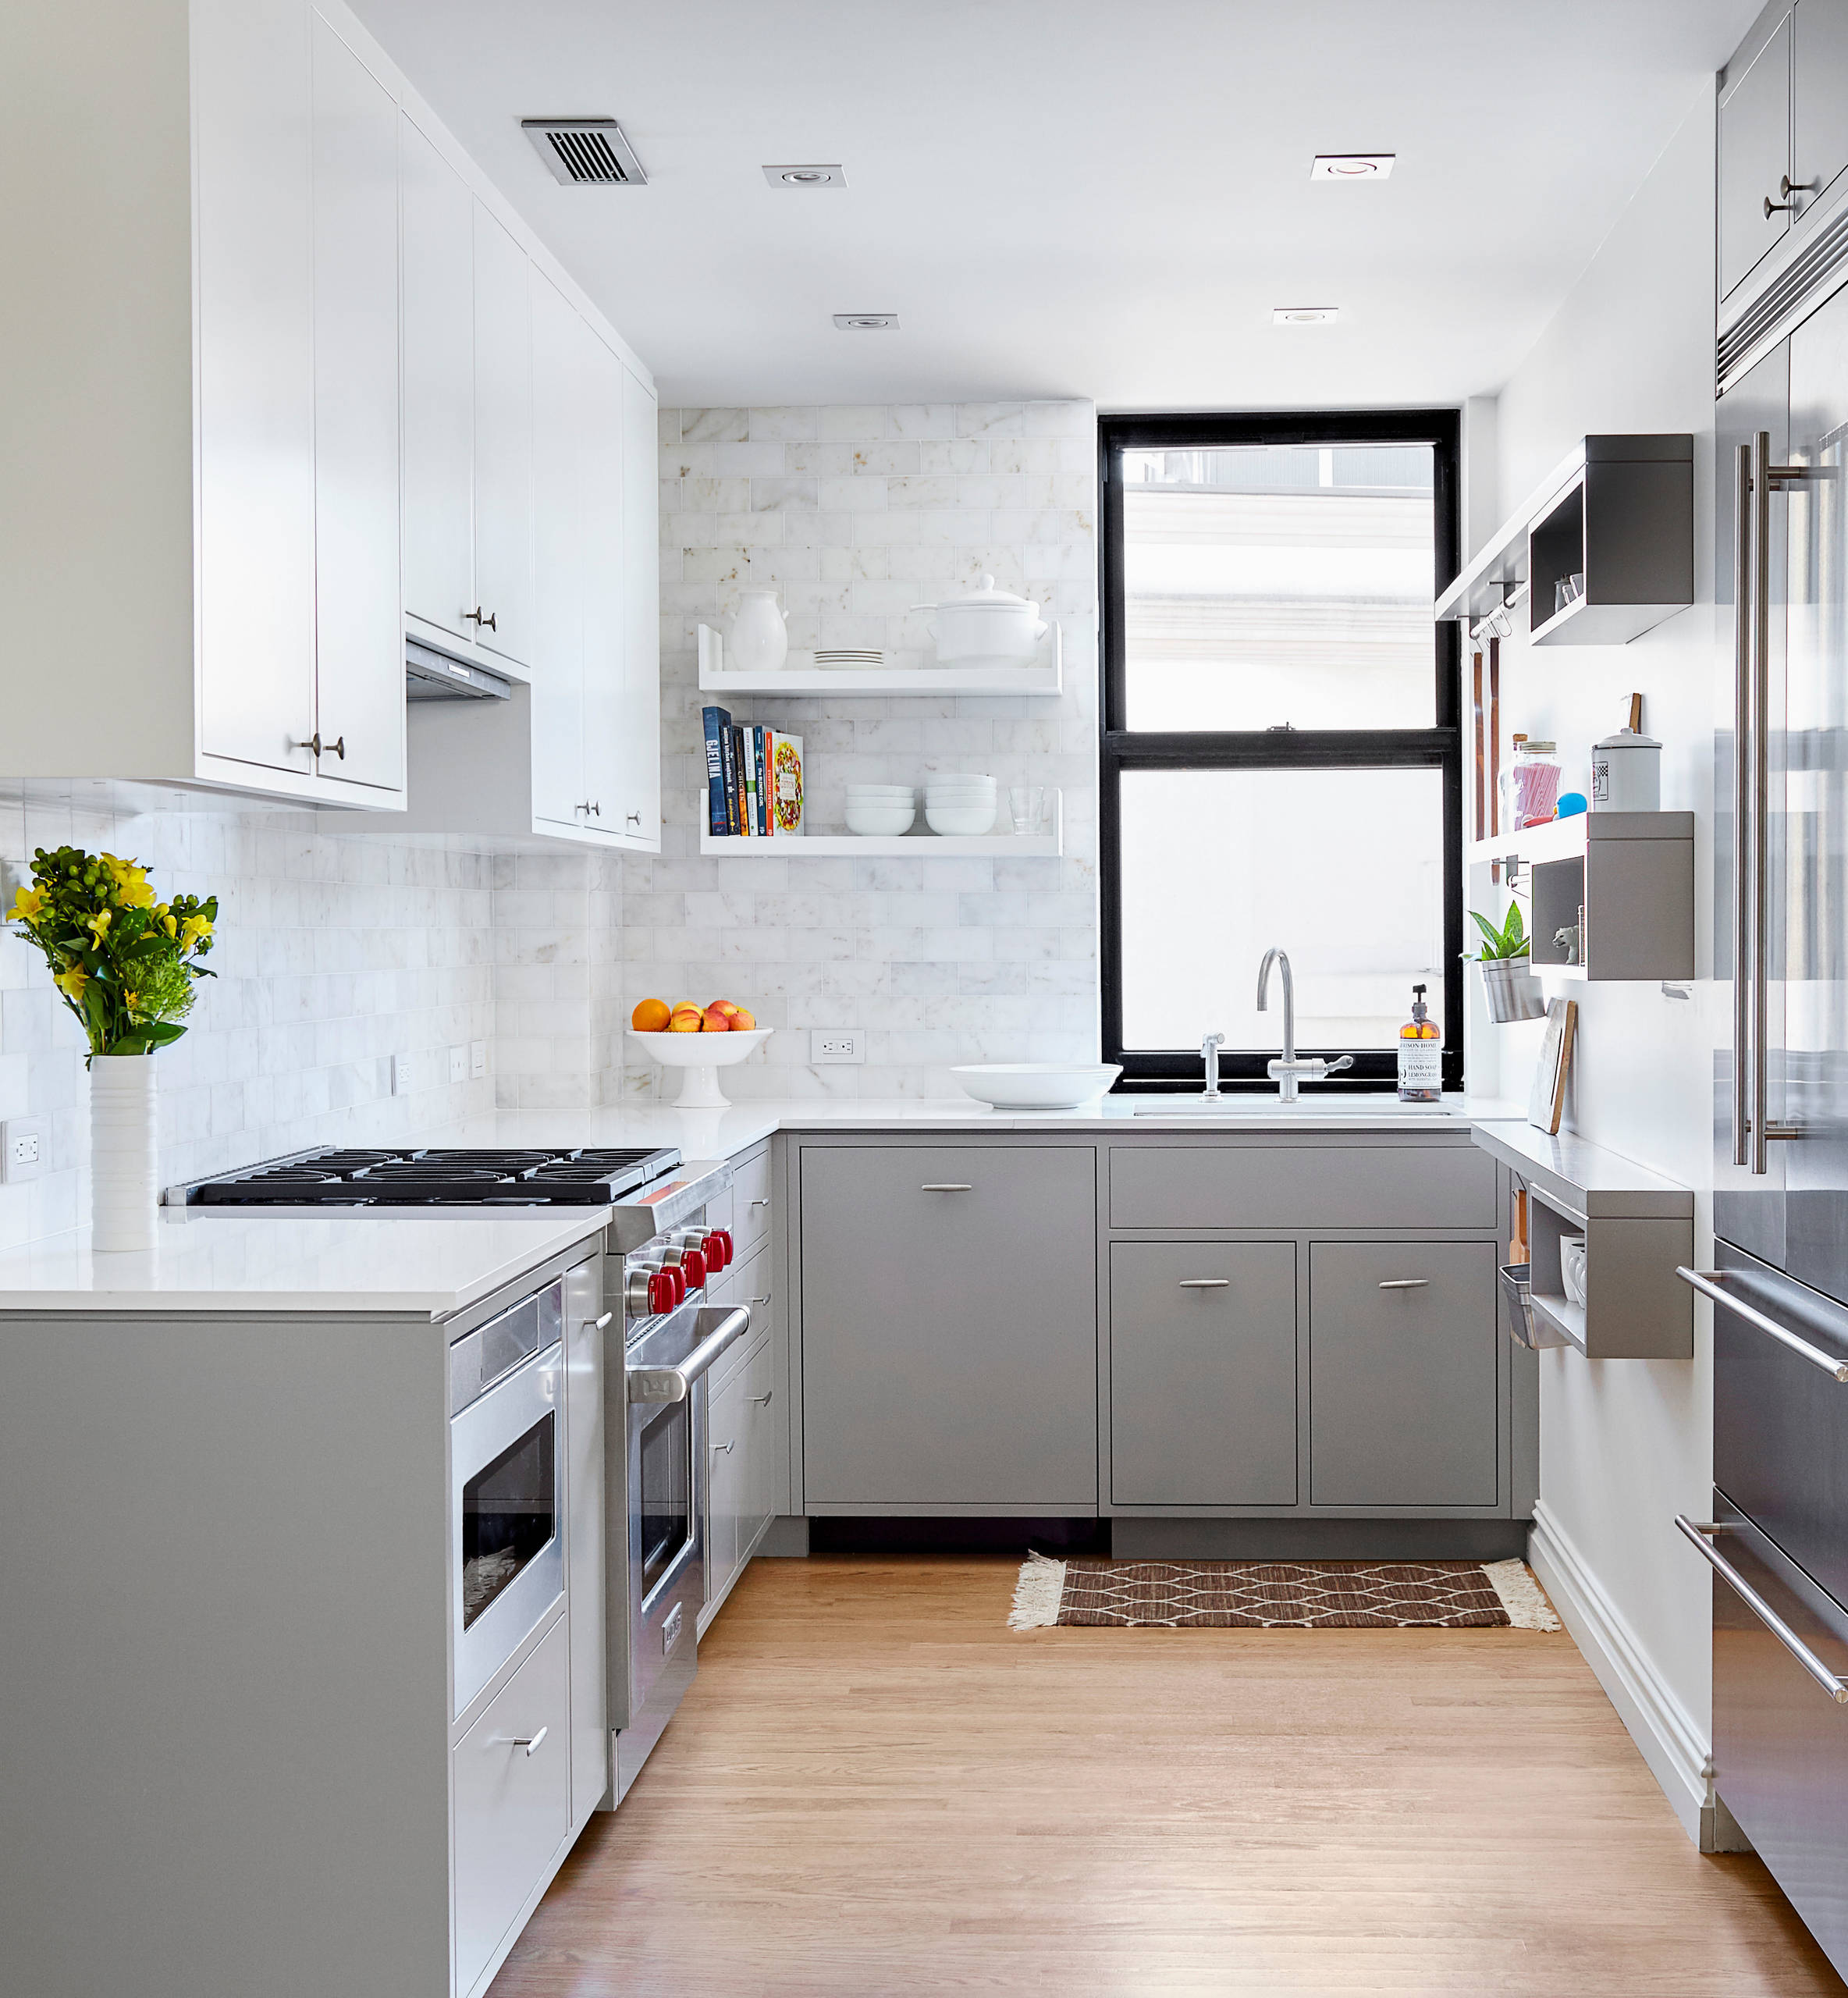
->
[[1482, 1559, 1562, 1631], [1008, 1550, 1068, 1630]]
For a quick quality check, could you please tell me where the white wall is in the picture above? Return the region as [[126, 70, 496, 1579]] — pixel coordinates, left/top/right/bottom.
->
[[1476, 83, 1722, 1842]]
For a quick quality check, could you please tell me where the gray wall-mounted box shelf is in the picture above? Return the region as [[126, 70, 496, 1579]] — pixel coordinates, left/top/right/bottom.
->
[[1470, 1118, 1693, 1360]]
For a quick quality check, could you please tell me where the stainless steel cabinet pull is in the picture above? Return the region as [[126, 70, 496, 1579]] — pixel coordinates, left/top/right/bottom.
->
[[1765, 194, 1798, 218], [294, 733, 345, 761], [588, 1310, 613, 1331], [507, 1726, 549, 1756], [575, 801, 600, 817], [1676, 1267, 1848, 1381], [920, 1183, 973, 1192], [749, 1198, 771, 1211], [712, 1438, 734, 1455], [749, 1388, 774, 1406], [1675, 1516, 1848, 1705], [1177, 1278, 1231, 1289], [1378, 1278, 1431, 1290], [627, 812, 642, 826], [747, 1295, 771, 1307], [464, 606, 498, 632]]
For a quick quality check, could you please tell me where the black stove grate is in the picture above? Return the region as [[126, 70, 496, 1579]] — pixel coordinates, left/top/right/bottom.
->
[[190, 1144, 681, 1207]]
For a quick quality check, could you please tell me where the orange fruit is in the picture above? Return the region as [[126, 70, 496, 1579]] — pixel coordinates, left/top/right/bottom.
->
[[631, 997, 671, 1033]]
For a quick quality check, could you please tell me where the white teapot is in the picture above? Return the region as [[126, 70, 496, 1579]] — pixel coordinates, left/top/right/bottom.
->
[[730, 588, 788, 672]]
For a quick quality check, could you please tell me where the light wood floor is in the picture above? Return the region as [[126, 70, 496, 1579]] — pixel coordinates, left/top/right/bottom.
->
[[491, 1556, 1847, 1996]]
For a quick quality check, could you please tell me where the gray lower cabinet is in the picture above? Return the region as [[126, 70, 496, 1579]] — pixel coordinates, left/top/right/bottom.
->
[[1308, 1241, 1501, 1506], [799, 1144, 1097, 1510], [1110, 1242, 1297, 1506]]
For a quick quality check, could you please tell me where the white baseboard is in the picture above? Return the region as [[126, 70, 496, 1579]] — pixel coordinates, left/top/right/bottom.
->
[[1529, 1500, 1729, 1851]]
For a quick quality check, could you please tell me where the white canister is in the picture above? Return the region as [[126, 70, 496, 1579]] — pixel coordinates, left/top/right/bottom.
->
[[1590, 727, 1661, 811], [90, 1054, 159, 1253], [729, 589, 788, 673]]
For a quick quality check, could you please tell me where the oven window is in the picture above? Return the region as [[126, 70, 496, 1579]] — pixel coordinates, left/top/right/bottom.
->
[[461, 1411, 556, 1630], [638, 1401, 692, 1594]]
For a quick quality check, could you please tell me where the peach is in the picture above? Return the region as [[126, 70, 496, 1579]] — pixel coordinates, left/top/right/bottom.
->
[[701, 1004, 732, 1033], [730, 1007, 756, 1031], [709, 999, 741, 1019], [666, 1004, 703, 1034], [631, 997, 671, 1033]]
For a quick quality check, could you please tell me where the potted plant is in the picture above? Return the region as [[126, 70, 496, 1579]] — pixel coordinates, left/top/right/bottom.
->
[[1469, 898, 1547, 1023], [8, 846, 218, 1250]]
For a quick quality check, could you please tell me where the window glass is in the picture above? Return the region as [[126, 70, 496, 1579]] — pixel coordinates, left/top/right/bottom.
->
[[1121, 443, 1436, 731], [1118, 766, 1445, 1053]]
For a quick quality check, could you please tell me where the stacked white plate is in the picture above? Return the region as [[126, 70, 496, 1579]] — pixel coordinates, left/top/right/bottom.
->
[[844, 782, 915, 836], [924, 771, 997, 837], [816, 648, 886, 670]]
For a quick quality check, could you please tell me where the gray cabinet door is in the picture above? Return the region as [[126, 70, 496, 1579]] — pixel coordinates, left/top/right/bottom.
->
[[800, 1146, 1097, 1509], [1309, 1243, 1499, 1506], [1110, 1242, 1296, 1506], [1795, 0, 1848, 216], [1721, 10, 1793, 300]]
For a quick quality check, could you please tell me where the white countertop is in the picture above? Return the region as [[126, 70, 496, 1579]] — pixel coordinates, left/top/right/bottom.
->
[[0, 1207, 612, 1318]]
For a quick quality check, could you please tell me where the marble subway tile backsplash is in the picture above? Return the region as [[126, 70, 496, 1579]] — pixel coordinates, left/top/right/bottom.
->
[[624, 399, 1100, 1100]]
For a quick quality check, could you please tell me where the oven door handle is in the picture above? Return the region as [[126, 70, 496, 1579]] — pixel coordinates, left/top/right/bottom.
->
[[626, 1305, 752, 1404], [1675, 1516, 1848, 1705]]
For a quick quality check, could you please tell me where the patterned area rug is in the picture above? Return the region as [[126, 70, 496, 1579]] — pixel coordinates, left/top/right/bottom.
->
[[1008, 1553, 1561, 1630]]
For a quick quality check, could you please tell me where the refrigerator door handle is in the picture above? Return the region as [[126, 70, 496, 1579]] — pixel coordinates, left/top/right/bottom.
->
[[1675, 1515, 1848, 1705], [1733, 441, 1754, 1168], [1676, 1266, 1848, 1381], [1751, 431, 1773, 1176]]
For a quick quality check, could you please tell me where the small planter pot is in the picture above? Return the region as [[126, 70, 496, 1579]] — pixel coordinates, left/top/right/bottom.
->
[[1478, 955, 1548, 1023], [90, 1054, 158, 1252]]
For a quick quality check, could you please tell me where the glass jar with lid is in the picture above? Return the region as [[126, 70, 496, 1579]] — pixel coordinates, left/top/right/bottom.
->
[[1501, 736, 1562, 829]]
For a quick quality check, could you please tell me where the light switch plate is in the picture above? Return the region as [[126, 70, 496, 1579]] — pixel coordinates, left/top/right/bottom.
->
[[811, 1029, 865, 1064], [448, 1045, 467, 1085], [392, 1053, 418, 1097], [470, 1039, 488, 1080], [0, 1117, 47, 1182]]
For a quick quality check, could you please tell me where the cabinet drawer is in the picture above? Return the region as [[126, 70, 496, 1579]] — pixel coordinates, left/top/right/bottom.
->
[[732, 1144, 773, 1257], [1308, 1242, 1500, 1506], [1111, 1143, 1495, 1231], [713, 1244, 772, 1392], [453, 1616, 570, 1996], [1111, 1242, 1297, 1506]]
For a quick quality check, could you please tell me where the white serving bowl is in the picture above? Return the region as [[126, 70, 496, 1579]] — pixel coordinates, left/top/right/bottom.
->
[[925, 790, 997, 809], [845, 805, 916, 837], [925, 780, 996, 797], [924, 802, 997, 836], [629, 1026, 772, 1108], [951, 1062, 1123, 1110]]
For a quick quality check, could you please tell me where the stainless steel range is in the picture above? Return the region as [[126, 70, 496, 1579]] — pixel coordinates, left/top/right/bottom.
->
[[172, 1141, 749, 1806]]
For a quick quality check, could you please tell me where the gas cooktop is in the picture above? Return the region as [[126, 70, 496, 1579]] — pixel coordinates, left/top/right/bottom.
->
[[178, 1144, 684, 1208]]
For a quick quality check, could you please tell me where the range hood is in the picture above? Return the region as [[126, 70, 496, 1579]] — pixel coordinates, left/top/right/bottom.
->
[[406, 638, 511, 702]]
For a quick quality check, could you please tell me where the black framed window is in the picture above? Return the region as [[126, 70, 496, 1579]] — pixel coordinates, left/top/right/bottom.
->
[[1100, 411, 1462, 1091]]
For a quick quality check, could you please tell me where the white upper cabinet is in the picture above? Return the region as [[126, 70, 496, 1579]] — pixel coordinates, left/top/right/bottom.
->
[[7, 0, 405, 806], [310, 10, 404, 796], [470, 208, 537, 671], [400, 116, 476, 654], [579, 329, 630, 838], [619, 363, 663, 850], [1720, 11, 1793, 302], [529, 268, 589, 831]]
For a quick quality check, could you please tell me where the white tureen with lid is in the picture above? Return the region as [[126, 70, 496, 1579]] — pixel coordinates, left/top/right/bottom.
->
[[912, 574, 1050, 667]]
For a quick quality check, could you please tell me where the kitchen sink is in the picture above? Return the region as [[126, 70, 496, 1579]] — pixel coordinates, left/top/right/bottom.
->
[[1127, 1098, 1456, 1119]]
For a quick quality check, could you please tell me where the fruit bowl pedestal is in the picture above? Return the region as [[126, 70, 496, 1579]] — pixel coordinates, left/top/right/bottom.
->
[[628, 1028, 773, 1108]]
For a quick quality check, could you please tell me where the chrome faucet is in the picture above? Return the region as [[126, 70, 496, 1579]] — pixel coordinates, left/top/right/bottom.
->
[[1201, 1032, 1224, 1099], [1256, 947, 1352, 1102]]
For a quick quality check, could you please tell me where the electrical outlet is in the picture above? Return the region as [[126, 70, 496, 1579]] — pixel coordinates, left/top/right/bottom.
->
[[811, 1029, 865, 1064], [448, 1045, 467, 1085], [470, 1039, 488, 1080], [0, 1117, 47, 1183], [392, 1053, 418, 1097]]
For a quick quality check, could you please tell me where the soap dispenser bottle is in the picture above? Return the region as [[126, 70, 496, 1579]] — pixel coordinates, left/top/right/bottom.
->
[[1397, 983, 1442, 1102]]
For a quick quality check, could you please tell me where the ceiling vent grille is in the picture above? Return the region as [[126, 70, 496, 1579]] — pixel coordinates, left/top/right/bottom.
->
[[521, 118, 647, 187]]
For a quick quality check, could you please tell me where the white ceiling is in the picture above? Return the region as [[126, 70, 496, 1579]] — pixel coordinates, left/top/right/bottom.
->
[[350, 0, 1761, 411]]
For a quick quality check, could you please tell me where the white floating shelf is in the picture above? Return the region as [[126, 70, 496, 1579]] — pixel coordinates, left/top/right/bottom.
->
[[698, 791, 1062, 859], [695, 624, 1062, 698]]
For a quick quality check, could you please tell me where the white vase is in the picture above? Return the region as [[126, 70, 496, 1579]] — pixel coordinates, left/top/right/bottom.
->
[[729, 588, 788, 672], [90, 1054, 158, 1253]]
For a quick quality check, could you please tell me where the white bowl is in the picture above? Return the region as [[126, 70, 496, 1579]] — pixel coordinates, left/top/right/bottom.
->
[[925, 791, 998, 809], [629, 1026, 773, 1108], [926, 782, 997, 798], [951, 1062, 1123, 1110], [846, 805, 916, 836], [925, 803, 997, 836], [1560, 1235, 1588, 1307], [929, 772, 996, 789], [846, 787, 916, 801]]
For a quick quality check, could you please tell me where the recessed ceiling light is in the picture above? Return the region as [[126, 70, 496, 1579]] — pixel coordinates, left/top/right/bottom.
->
[[1310, 153, 1394, 180], [833, 312, 899, 331], [765, 164, 847, 188], [1272, 306, 1339, 326]]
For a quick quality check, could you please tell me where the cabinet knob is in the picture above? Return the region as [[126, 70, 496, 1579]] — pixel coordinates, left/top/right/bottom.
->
[[504, 1726, 547, 1758], [1765, 194, 1797, 218], [576, 801, 601, 817], [627, 812, 642, 826], [293, 734, 344, 762], [464, 606, 498, 632], [749, 1388, 774, 1407], [712, 1438, 734, 1455]]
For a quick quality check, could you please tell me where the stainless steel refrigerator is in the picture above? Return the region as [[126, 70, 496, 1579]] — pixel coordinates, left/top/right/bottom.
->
[[1698, 269, 1848, 1969]]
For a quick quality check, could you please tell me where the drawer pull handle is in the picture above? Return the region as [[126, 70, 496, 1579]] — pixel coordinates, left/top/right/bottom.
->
[[748, 1295, 771, 1307], [1177, 1278, 1231, 1289], [750, 1388, 774, 1406], [506, 1726, 549, 1758], [588, 1310, 613, 1331], [713, 1438, 734, 1456], [1378, 1279, 1431, 1290], [1677, 1267, 1848, 1382], [1675, 1516, 1848, 1705], [749, 1198, 771, 1211], [921, 1183, 973, 1193]]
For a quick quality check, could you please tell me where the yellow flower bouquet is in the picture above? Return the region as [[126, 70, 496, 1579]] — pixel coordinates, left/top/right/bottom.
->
[[7, 846, 218, 1062]]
